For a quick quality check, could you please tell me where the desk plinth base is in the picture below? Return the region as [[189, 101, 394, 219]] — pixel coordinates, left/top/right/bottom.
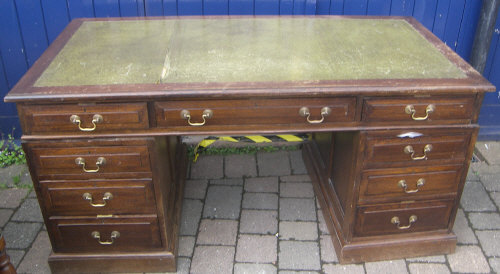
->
[[302, 142, 457, 264], [48, 251, 176, 273]]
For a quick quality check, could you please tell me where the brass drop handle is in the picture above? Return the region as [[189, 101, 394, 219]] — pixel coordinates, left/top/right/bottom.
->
[[404, 144, 432, 160], [75, 157, 106, 173], [83, 192, 113, 207], [70, 114, 103, 131], [405, 104, 435, 121], [391, 215, 417, 230], [299, 107, 331, 124], [180, 109, 213, 126], [398, 178, 425, 193], [91, 231, 120, 245]]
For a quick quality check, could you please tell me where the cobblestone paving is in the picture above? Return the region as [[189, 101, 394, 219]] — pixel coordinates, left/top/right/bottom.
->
[[1, 142, 499, 273]]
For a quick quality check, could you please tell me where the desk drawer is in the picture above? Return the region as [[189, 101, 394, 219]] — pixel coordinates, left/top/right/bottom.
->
[[359, 165, 463, 204], [19, 103, 149, 134], [155, 97, 356, 128], [40, 179, 156, 216], [364, 129, 472, 168], [362, 96, 475, 124], [354, 200, 454, 237], [48, 215, 162, 252], [25, 139, 152, 180]]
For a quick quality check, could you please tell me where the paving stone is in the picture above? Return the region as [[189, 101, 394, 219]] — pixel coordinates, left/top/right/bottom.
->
[[323, 264, 365, 274], [406, 254, 446, 263], [28, 190, 37, 198], [210, 178, 244, 185], [489, 258, 500, 274], [203, 185, 242, 219], [280, 198, 316, 221], [478, 173, 500, 191], [236, 235, 277, 263], [408, 263, 450, 274], [280, 183, 314, 198], [239, 210, 278, 234], [447, 245, 490, 273], [257, 151, 291, 176], [0, 164, 32, 188], [174, 257, 191, 274], [280, 174, 311, 183], [0, 188, 28, 208], [245, 177, 279, 193], [280, 271, 320, 274], [16, 231, 51, 274], [320, 235, 337, 263], [468, 212, 500, 229], [190, 246, 235, 274], [179, 199, 203, 236], [453, 209, 477, 244], [466, 167, 480, 182], [225, 154, 257, 178], [178, 236, 195, 257], [279, 221, 317, 240], [0, 209, 13, 227], [475, 142, 500, 165], [234, 263, 277, 274], [476, 230, 500, 256], [460, 181, 496, 212], [11, 198, 43, 222], [279, 241, 320, 270], [470, 161, 499, 174], [289, 150, 307, 175], [6, 249, 25, 268], [365, 260, 408, 274], [492, 192, 500, 209], [317, 210, 330, 235], [184, 179, 208, 199], [190, 155, 224, 179], [3, 222, 42, 249], [242, 193, 278, 210], [316, 197, 321, 209], [197, 219, 238, 245]]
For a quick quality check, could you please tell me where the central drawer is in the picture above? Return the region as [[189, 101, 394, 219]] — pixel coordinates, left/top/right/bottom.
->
[[39, 179, 157, 216], [155, 97, 356, 129], [48, 215, 162, 252]]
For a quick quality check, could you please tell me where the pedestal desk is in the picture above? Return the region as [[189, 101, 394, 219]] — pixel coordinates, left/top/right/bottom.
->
[[4, 16, 495, 273]]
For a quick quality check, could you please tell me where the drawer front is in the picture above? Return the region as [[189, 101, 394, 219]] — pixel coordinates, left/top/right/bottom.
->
[[364, 130, 472, 167], [155, 97, 356, 128], [19, 103, 149, 134], [359, 165, 463, 204], [48, 216, 162, 252], [354, 200, 454, 237], [362, 96, 475, 123], [40, 179, 157, 216], [29, 144, 151, 179]]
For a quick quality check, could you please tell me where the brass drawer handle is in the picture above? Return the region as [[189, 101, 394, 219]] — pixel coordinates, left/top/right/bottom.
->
[[75, 157, 106, 173], [398, 178, 425, 193], [70, 114, 103, 131], [180, 109, 213, 126], [405, 104, 435, 121], [299, 107, 331, 124], [404, 144, 432, 160], [82, 192, 113, 207], [391, 215, 417, 230], [91, 231, 120, 245]]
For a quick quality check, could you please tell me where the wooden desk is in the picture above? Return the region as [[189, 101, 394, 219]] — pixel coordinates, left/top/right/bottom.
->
[[4, 16, 494, 273]]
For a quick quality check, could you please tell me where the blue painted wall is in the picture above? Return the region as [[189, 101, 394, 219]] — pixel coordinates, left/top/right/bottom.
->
[[0, 0, 496, 138]]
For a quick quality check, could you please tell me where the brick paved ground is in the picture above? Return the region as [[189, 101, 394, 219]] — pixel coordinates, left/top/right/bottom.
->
[[1, 141, 499, 273]]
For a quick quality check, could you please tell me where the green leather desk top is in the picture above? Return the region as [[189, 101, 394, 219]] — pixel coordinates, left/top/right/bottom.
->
[[34, 17, 466, 87]]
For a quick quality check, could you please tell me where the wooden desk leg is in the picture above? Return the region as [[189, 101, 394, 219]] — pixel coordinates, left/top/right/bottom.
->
[[0, 232, 16, 274]]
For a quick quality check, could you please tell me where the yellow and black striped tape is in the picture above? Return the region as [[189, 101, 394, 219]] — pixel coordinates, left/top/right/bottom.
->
[[193, 134, 309, 161]]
